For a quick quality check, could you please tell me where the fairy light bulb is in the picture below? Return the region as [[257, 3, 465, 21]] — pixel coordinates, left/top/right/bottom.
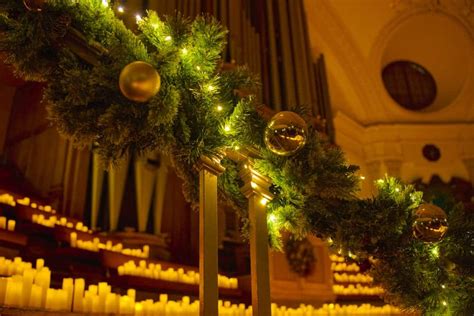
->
[[268, 214, 276, 223], [102, 0, 108, 7], [165, 35, 172, 41], [216, 105, 223, 112], [260, 197, 268, 206], [117, 6, 124, 13], [135, 14, 142, 23]]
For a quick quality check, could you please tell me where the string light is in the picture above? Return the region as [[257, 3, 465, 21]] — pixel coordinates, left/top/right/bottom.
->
[[205, 84, 216, 92], [441, 284, 446, 289], [181, 48, 188, 55], [164, 35, 172, 41], [234, 145, 240, 150], [196, 66, 201, 70], [101, 0, 108, 7], [430, 245, 439, 257], [360, 175, 365, 180], [216, 105, 223, 112], [224, 124, 231, 132], [268, 214, 276, 223], [135, 14, 142, 23], [117, 6, 124, 13], [260, 197, 268, 206], [442, 301, 447, 306], [377, 179, 384, 184]]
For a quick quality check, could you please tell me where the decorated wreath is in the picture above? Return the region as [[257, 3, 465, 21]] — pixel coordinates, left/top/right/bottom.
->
[[284, 235, 316, 277], [0, 1, 472, 314]]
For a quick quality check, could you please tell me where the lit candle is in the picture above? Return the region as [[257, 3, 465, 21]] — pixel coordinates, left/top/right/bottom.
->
[[70, 232, 77, 248], [62, 278, 73, 311], [72, 278, 84, 312], [22, 269, 35, 307], [28, 284, 42, 308], [0, 278, 7, 305]]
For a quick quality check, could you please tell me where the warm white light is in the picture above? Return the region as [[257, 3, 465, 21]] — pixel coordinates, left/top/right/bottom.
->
[[135, 14, 142, 22], [102, 0, 108, 7], [117, 6, 124, 13], [251, 182, 257, 189], [431, 246, 439, 257], [268, 214, 276, 223], [441, 284, 446, 289], [216, 105, 223, 111], [165, 35, 172, 41], [260, 197, 268, 206], [206, 85, 215, 92], [181, 48, 188, 55], [234, 145, 240, 150], [196, 66, 201, 70], [442, 301, 447, 306], [377, 179, 384, 184], [360, 175, 365, 180], [395, 187, 400, 192], [224, 125, 231, 132]]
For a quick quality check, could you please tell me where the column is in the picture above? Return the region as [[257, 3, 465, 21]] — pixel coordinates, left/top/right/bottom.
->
[[240, 161, 273, 316], [197, 155, 225, 316]]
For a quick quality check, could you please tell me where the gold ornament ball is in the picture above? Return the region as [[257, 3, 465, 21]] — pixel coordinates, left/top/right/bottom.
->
[[412, 203, 448, 243], [264, 111, 308, 156], [23, 0, 46, 11], [119, 61, 161, 103]]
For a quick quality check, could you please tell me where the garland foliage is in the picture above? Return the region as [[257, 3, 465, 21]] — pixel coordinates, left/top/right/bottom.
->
[[0, 1, 472, 314]]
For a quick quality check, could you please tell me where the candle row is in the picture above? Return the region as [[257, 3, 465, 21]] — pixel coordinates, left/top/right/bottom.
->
[[0, 194, 15, 207], [329, 254, 345, 263], [70, 232, 149, 258], [0, 217, 15, 231], [16, 197, 56, 213], [0, 257, 46, 276], [333, 284, 384, 296], [333, 272, 373, 283], [32, 214, 91, 233], [331, 262, 360, 272], [117, 260, 238, 289], [0, 256, 401, 315]]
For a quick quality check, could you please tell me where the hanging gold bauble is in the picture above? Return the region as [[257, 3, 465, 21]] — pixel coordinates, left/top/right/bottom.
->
[[23, 0, 46, 11], [264, 111, 307, 156], [412, 203, 448, 243], [119, 61, 161, 103]]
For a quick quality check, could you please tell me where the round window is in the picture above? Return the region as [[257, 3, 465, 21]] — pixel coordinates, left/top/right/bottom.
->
[[382, 61, 437, 111]]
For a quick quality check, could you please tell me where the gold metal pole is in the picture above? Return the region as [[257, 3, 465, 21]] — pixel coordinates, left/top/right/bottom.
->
[[240, 161, 273, 316], [197, 155, 225, 316]]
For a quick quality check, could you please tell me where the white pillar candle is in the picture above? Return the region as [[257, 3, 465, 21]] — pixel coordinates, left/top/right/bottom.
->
[[73, 278, 85, 312], [98, 282, 108, 313], [22, 269, 35, 307], [36, 258, 45, 270], [62, 278, 73, 311], [28, 284, 42, 308], [70, 232, 77, 248], [6, 219, 15, 231], [5, 276, 22, 307], [0, 216, 6, 229], [0, 278, 7, 305]]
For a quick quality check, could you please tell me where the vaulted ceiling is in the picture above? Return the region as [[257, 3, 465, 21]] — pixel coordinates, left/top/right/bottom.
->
[[304, 0, 474, 125]]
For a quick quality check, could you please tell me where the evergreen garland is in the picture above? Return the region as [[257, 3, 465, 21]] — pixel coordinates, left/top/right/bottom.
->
[[0, 1, 472, 314]]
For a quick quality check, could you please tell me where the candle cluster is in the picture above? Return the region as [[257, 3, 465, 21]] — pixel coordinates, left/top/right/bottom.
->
[[117, 260, 238, 289], [16, 197, 56, 214], [0, 257, 51, 309], [0, 217, 15, 231], [0, 256, 402, 315], [333, 284, 384, 296], [32, 214, 91, 233], [331, 262, 360, 272], [333, 272, 373, 283], [0, 193, 15, 206], [70, 232, 150, 258]]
